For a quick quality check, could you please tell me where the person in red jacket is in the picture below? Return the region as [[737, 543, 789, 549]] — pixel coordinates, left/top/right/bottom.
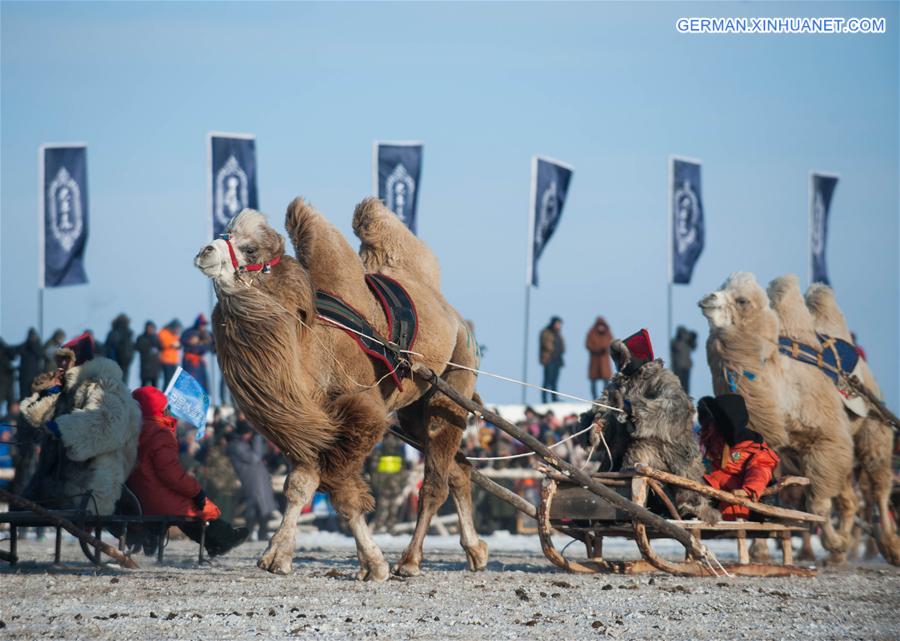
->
[[127, 386, 248, 557], [697, 394, 780, 521]]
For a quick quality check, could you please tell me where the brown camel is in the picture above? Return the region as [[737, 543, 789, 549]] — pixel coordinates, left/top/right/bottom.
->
[[699, 272, 856, 562], [804, 282, 900, 565], [194, 198, 487, 579]]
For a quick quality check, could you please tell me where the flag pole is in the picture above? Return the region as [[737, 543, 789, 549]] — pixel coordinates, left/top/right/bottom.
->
[[38, 145, 46, 339], [522, 156, 538, 405], [667, 156, 674, 358], [521, 284, 531, 404], [206, 133, 218, 407]]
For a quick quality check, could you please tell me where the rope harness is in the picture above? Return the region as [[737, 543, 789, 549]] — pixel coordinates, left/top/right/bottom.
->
[[221, 234, 282, 274]]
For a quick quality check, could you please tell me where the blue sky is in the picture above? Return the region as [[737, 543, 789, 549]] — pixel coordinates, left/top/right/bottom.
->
[[2, 1, 897, 408]]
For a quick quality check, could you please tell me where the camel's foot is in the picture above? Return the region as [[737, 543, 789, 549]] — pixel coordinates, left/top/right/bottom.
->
[[795, 545, 816, 563], [257, 535, 294, 575], [749, 540, 772, 564], [392, 553, 423, 578], [356, 558, 390, 582], [464, 539, 489, 572], [822, 551, 847, 566], [874, 536, 900, 566]]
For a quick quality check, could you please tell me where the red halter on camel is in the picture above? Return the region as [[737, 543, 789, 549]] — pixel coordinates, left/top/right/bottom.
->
[[221, 233, 282, 274]]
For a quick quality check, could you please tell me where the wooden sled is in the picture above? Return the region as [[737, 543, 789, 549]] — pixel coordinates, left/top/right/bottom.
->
[[538, 469, 817, 577]]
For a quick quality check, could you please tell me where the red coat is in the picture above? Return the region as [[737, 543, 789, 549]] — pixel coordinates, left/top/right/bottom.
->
[[585, 318, 613, 381], [127, 414, 221, 520], [701, 428, 779, 520]]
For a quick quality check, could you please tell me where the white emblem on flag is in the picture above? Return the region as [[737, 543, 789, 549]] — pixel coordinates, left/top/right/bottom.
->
[[47, 167, 83, 252], [674, 180, 700, 254], [538, 180, 558, 244], [385, 163, 415, 223], [215, 155, 249, 227], [811, 191, 825, 256]]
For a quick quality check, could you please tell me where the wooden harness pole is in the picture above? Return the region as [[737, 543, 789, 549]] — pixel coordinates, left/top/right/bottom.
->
[[411, 363, 716, 564], [0, 488, 139, 569]]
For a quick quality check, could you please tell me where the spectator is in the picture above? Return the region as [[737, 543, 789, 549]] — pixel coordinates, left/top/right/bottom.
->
[[0, 337, 17, 413], [127, 386, 248, 557], [370, 431, 409, 533], [105, 314, 135, 383], [181, 314, 213, 392], [197, 423, 241, 523], [17, 328, 44, 400], [42, 329, 66, 373], [670, 325, 698, 394], [585, 316, 613, 398], [0, 411, 13, 488], [227, 415, 277, 541], [19, 332, 141, 514], [135, 321, 163, 388], [539, 316, 565, 403], [158, 319, 182, 386]]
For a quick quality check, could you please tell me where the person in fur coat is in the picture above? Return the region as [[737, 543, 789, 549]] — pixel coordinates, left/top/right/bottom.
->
[[582, 329, 719, 523], [19, 332, 141, 514]]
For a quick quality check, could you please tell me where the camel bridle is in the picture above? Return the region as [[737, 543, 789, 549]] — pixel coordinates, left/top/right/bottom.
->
[[221, 233, 282, 275]]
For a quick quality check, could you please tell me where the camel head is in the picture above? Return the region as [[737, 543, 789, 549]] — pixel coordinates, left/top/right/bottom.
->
[[698, 272, 777, 340], [194, 209, 286, 291]]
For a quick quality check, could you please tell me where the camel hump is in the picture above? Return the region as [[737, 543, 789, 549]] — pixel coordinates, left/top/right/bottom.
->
[[352, 197, 441, 287], [285, 197, 321, 267]]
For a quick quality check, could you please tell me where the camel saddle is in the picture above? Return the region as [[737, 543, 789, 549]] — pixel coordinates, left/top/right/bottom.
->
[[777, 333, 868, 416], [315, 274, 418, 391]]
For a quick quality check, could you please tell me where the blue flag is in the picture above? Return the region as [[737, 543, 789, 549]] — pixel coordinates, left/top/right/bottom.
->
[[528, 156, 573, 287], [164, 366, 210, 437], [41, 145, 89, 288], [210, 133, 258, 238], [810, 172, 838, 285], [375, 142, 423, 234], [670, 157, 705, 284]]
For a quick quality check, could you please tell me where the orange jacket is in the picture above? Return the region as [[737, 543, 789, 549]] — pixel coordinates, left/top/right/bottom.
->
[[158, 328, 181, 366], [702, 429, 779, 520]]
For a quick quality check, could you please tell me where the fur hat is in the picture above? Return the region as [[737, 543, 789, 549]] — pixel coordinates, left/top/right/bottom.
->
[[697, 394, 761, 446], [58, 332, 95, 366], [614, 329, 653, 375], [132, 386, 168, 418]]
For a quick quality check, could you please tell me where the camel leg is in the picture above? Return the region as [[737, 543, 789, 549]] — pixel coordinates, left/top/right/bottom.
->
[[855, 421, 900, 565], [395, 393, 471, 577], [796, 531, 816, 562], [448, 459, 488, 571], [749, 539, 772, 563], [258, 465, 318, 575], [828, 476, 859, 564], [321, 392, 391, 581]]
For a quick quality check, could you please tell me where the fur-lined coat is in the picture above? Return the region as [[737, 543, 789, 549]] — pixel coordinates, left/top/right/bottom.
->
[[20, 357, 141, 514], [584, 341, 719, 523]]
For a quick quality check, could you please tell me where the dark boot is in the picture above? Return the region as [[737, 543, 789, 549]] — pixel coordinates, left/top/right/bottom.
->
[[202, 520, 249, 557]]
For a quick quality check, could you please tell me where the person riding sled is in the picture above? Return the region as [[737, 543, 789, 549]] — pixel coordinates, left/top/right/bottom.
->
[[127, 386, 248, 557], [697, 394, 780, 521]]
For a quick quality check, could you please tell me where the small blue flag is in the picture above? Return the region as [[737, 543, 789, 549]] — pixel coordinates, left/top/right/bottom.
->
[[670, 156, 705, 285], [163, 366, 210, 437], [810, 172, 838, 285]]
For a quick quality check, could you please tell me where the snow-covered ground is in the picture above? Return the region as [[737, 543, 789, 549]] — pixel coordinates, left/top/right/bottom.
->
[[1, 533, 897, 641]]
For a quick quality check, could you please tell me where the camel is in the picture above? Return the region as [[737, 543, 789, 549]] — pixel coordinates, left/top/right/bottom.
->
[[699, 272, 856, 562], [194, 197, 487, 580], [804, 283, 900, 565]]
